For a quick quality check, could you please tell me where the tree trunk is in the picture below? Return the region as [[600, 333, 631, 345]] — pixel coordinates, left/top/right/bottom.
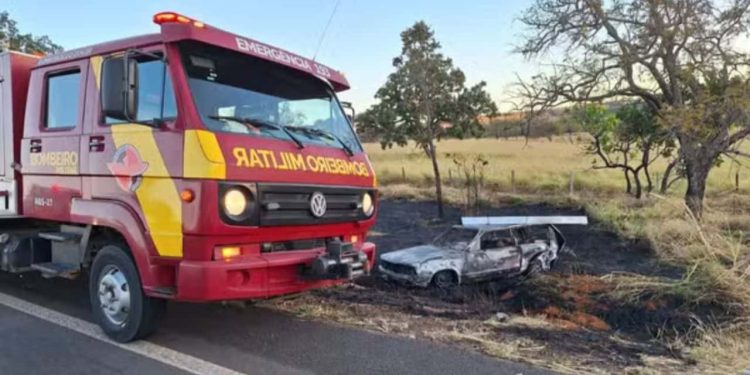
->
[[683, 152, 712, 218], [632, 169, 643, 199], [660, 159, 678, 194], [641, 143, 653, 193], [427, 140, 444, 218], [624, 170, 632, 194], [684, 161, 709, 218]]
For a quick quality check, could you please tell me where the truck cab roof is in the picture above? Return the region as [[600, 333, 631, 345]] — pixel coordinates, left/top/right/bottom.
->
[[33, 12, 350, 91]]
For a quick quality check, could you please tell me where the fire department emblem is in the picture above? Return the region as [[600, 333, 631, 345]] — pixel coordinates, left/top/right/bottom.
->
[[309, 192, 327, 218], [107, 145, 149, 192]]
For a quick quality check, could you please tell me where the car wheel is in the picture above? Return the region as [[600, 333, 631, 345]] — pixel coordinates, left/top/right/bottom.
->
[[431, 270, 458, 290], [526, 258, 544, 278], [89, 245, 166, 343]]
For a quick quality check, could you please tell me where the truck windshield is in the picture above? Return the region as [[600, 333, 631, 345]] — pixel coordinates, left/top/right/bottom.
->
[[179, 41, 361, 153]]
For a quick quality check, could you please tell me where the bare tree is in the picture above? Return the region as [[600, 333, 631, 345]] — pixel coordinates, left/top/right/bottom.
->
[[515, 0, 750, 217]]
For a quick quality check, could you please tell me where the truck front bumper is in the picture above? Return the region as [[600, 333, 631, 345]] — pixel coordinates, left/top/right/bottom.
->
[[174, 242, 376, 301]]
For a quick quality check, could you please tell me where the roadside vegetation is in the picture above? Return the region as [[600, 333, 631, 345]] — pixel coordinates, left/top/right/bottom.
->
[[264, 136, 750, 375]]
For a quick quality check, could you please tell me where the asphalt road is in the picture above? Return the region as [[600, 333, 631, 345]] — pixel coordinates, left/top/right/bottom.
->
[[0, 272, 553, 375]]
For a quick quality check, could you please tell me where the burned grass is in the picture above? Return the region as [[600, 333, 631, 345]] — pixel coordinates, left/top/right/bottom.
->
[[262, 198, 745, 374]]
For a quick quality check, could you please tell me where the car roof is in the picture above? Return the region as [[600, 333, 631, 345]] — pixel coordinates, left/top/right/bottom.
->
[[453, 224, 537, 231]]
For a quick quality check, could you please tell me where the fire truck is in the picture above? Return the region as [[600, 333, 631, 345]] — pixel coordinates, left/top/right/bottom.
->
[[0, 12, 377, 342]]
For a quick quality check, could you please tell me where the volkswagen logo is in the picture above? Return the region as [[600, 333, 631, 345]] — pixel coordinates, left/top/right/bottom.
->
[[309, 192, 327, 218]]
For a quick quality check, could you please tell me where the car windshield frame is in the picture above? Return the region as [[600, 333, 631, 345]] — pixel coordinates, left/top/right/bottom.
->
[[432, 227, 478, 251], [177, 41, 363, 153]]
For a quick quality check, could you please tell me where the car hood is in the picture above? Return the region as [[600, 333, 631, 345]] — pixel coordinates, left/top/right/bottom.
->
[[380, 245, 462, 266]]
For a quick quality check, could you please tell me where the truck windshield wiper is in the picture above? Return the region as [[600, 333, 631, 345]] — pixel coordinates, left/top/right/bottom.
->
[[285, 126, 354, 157], [208, 115, 304, 149]]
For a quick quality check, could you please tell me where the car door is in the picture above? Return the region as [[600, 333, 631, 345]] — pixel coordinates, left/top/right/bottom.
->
[[465, 229, 521, 279], [21, 60, 87, 220], [480, 229, 522, 274]]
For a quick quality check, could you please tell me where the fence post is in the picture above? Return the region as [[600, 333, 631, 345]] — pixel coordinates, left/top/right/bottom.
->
[[736, 172, 740, 192], [401, 166, 406, 182], [448, 168, 452, 184], [569, 172, 575, 196], [511, 170, 516, 193]]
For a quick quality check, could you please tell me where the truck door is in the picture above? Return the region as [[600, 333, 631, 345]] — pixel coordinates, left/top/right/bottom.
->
[[20, 60, 87, 220], [81, 51, 183, 258]]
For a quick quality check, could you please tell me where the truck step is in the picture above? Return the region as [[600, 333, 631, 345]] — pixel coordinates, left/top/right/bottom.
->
[[38, 232, 82, 242], [30, 262, 80, 279]]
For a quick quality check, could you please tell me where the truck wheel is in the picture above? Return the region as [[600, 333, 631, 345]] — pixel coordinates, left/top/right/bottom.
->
[[431, 270, 458, 290], [89, 245, 165, 343]]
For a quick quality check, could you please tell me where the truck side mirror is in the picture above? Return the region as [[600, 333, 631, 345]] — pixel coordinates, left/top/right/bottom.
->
[[101, 55, 138, 121], [340, 101, 356, 130]]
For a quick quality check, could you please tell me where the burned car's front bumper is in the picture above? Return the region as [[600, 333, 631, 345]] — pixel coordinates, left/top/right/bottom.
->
[[378, 261, 433, 287]]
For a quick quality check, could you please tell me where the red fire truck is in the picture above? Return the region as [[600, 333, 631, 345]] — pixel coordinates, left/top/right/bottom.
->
[[0, 12, 377, 342]]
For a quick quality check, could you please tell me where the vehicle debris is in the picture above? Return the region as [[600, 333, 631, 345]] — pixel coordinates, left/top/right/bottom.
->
[[379, 216, 588, 288]]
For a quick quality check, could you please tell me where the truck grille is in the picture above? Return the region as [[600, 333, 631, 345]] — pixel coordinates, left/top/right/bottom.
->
[[258, 184, 371, 226], [261, 238, 326, 253], [379, 260, 416, 276]]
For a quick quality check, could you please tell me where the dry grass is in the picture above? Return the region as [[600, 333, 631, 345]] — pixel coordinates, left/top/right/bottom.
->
[[242, 138, 750, 373], [587, 195, 750, 374], [365, 136, 750, 196], [364, 137, 750, 373]]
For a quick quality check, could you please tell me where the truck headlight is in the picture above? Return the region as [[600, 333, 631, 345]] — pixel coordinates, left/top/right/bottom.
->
[[361, 192, 374, 217], [223, 187, 250, 218]]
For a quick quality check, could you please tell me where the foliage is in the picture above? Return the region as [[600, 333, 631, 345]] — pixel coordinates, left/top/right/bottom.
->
[[446, 153, 489, 211], [515, 0, 750, 217], [359, 21, 497, 216], [0, 11, 62, 54], [573, 102, 675, 198]]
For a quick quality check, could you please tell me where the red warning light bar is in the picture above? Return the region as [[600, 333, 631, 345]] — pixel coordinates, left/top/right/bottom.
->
[[153, 12, 205, 28]]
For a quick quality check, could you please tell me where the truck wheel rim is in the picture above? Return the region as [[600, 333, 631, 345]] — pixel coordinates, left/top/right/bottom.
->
[[98, 265, 131, 326]]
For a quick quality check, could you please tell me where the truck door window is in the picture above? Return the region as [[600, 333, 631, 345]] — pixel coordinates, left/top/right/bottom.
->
[[45, 70, 81, 129], [106, 59, 176, 124]]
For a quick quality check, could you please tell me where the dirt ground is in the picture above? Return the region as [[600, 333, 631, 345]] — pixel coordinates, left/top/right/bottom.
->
[[264, 199, 724, 374]]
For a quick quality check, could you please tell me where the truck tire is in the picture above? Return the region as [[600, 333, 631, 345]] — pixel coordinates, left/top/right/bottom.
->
[[89, 245, 165, 343]]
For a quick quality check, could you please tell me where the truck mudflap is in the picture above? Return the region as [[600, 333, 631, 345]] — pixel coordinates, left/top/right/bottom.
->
[[307, 240, 369, 280]]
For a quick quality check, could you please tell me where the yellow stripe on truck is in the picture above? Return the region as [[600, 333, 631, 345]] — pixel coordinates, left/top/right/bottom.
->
[[111, 125, 184, 258], [90, 55, 103, 87], [90, 55, 183, 258], [184, 130, 226, 179]]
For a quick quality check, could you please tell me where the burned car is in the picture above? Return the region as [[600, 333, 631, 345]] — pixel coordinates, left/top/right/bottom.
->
[[378, 216, 587, 288]]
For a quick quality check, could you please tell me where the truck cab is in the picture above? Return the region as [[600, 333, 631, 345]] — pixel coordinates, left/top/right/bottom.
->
[[0, 12, 377, 342]]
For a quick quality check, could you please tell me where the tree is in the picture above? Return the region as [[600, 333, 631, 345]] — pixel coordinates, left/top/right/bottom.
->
[[574, 102, 673, 198], [359, 21, 497, 217], [515, 0, 750, 217], [0, 11, 62, 54]]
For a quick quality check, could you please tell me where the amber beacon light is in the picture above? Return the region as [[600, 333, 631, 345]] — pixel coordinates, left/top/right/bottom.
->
[[153, 12, 205, 28]]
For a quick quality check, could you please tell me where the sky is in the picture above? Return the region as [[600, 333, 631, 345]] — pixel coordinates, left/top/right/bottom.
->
[[4, 0, 539, 111]]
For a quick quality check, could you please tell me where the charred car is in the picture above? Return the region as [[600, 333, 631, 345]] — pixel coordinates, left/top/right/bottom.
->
[[378, 216, 587, 288]]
